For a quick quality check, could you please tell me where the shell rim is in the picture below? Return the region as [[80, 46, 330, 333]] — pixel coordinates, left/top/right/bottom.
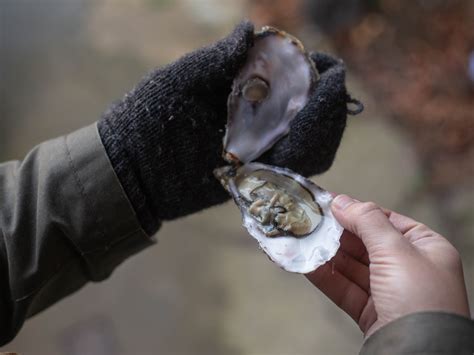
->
[[254, 26, 320, 88], [227, 162, 343, 274]]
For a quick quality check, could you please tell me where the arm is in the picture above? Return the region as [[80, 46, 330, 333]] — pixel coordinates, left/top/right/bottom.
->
[[0, 125, 153, 345], [0, 21, 352, 345]]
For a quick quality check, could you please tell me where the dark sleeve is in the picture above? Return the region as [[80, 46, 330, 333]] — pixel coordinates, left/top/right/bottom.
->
[[360, 312, 474, 355], [0, 123, 155, 345]]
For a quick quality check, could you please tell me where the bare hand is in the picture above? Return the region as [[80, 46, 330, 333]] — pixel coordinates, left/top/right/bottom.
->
[[306, 194, 471, 337]]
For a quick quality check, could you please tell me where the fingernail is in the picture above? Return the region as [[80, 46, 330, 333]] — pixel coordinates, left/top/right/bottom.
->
[[332, 194, 355, 210]]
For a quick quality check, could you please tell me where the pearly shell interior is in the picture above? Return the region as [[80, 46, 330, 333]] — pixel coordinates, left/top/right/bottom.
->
[[223, 27, 318, 164]]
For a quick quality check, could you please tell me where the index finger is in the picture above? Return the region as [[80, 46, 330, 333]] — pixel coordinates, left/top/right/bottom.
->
[[383, 208, 436, 244], [378, 207, 418, 233]]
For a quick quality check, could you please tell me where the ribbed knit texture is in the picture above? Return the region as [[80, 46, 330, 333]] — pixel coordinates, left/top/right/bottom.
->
[[98, 21, 352, 235]]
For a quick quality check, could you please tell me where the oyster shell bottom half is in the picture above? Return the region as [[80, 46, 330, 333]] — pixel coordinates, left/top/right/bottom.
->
[[215, 27, 343, 274], [215, 163, 343, 274]]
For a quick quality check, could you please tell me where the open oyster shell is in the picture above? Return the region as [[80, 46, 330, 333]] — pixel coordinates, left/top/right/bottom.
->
[[216, 26, 343, 274], [215, 163, 342, 273], [223, 26, 318, 164]]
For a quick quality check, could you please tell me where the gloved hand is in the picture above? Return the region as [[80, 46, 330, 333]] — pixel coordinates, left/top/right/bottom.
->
[[99, 20, 355, 235]]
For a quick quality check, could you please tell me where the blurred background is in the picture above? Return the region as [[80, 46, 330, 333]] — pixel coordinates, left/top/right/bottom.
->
[[0, 0, 473, 354]]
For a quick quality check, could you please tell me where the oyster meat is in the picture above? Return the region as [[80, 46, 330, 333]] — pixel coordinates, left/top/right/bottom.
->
[[215, 26, 343, 274]]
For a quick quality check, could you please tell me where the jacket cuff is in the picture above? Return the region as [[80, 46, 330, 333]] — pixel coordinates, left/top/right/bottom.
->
[[361, 312, 474, 355], [64, 123, 156, 281]]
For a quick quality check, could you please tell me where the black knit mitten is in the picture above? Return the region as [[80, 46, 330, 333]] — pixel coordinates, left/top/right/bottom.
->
[[99, 21, 354, 235]]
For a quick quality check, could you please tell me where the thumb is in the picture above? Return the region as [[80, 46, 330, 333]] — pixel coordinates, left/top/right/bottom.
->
[[331, 195, 407, 255]]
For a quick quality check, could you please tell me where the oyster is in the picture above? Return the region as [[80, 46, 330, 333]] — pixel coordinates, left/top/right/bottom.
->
[[215, 163, 342, 273], [215, 26, 343, 274], [223, 26, 318, 164]]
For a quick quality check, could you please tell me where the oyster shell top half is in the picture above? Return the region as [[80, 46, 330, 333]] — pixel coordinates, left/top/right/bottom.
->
[[223, 27, 318, 164]]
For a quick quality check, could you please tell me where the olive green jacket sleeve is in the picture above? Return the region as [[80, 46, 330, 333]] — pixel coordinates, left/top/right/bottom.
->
[[360, 312, 474, 354], [1, 124, 474, 352], [0, 123, 154, 345]]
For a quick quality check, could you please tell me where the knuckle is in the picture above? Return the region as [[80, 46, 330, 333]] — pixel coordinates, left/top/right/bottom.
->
[[407, 223, 431, 239], [446, 243, 462, 264], [362, 201, 379, 210], [446, 253, 463, 273], [415, 223, 430, 233], [431, 235, 463, 271], [352, 201, 380, 216]]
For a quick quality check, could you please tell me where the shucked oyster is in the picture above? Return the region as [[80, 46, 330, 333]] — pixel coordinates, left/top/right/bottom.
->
[[215, 27, 343, 274], [223, 27, 318, 164], [215, 163, 342, 273]]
